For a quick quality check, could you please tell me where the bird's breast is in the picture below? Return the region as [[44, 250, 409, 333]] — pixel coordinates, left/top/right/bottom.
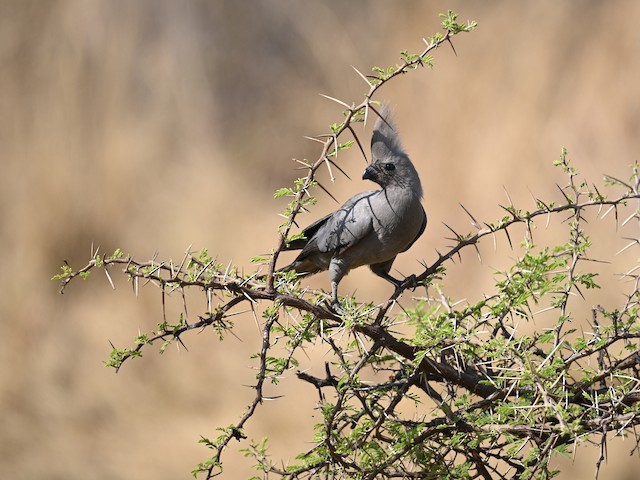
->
[[370, 190, 424, 248]]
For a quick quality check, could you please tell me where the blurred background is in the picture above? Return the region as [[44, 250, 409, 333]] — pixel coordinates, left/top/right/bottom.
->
[[1, 1, 639, 478]]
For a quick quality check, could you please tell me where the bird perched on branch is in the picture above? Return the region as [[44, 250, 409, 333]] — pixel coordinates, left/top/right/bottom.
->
[[280, 106, 426, 307]]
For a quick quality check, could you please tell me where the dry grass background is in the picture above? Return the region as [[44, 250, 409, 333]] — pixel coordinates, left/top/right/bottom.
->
[[1, 1, 640, 478]]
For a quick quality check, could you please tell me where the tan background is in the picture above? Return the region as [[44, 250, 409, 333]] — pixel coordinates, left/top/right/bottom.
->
[[1, 1, 640, 478]]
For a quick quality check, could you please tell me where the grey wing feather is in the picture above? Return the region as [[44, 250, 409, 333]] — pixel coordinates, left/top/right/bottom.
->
[[279, 191, 377, 278], [310, 191, 376, 254], [293, 190, 377, 261], [283, 213, 332, 251]]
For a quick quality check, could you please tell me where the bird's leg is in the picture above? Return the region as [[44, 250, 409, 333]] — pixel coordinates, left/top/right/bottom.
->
[[328, 262, 348, 314], [370, 262, 420, 294], [370, 260, 401, 288], [378, 271, 403, 288], [331, 281, 340, 307]]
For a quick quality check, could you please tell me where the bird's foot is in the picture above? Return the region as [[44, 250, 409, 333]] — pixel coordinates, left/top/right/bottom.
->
[[330, 299, 347, 316], [400, 274, 419, 290], [322, 297, 347, 316]]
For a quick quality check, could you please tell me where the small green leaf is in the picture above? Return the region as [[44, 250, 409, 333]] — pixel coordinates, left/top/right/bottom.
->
[[52, 264, 74, 281], [274, 187, 294, 199]]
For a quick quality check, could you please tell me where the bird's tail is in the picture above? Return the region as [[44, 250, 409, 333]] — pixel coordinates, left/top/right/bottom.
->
[[277, 259, 322, 277]]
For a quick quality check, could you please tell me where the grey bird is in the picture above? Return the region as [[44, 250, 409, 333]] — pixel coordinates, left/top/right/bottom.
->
[[280, 106, 427, 307]]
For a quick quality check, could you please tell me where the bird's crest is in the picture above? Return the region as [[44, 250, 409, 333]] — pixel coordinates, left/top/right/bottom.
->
[[371, 105, 408, 161]]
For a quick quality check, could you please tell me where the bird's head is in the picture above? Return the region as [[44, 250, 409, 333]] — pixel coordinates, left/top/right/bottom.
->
[[363, 107, 422, 196]]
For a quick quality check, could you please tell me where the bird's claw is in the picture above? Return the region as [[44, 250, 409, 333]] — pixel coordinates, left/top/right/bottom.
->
[[322, 297, 347, 316], [400, 274, 419, 291], [330, 300, 347, 316]]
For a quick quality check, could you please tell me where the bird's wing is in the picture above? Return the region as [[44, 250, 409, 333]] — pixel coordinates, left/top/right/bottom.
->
[[282, 212, 333, 251], [298, 190, 378, 257]]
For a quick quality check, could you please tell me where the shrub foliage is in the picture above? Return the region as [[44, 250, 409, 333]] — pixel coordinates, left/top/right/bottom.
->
[[55, 12, 640, 480]]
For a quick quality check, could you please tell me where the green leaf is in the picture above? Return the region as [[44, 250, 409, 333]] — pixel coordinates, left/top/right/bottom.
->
[[274, 187, 294, 199], [250, 255, 271, 264], [108, 248, 124, 260], [51, 264, 74, 281]]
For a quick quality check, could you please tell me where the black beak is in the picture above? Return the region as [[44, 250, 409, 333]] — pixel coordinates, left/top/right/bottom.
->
[[362, 165, 378, 181]]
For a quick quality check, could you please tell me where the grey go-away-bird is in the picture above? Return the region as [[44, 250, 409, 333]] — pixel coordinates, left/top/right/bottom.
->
[[280, 106, 426, 307]]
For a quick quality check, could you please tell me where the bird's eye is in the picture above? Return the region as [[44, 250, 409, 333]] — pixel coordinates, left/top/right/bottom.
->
[[384, 163, 395, 171]]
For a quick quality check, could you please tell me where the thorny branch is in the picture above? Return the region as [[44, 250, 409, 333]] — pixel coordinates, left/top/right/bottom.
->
[[57, 160, 640, 479], [54, 12, 640, 480]]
